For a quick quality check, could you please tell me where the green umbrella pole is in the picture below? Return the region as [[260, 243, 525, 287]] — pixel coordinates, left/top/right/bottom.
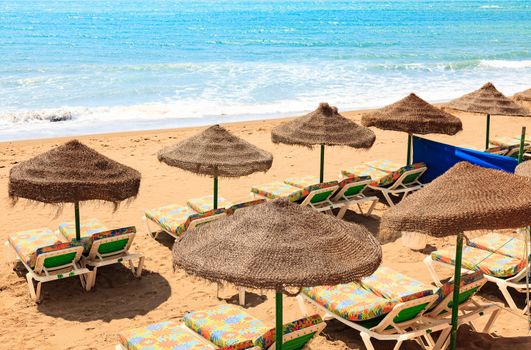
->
[[213, 176, 218, 210], [485, 114, 491, 150], [276, 290, 283, 350], [449, 232, 464, 350], [518, 126, 527, 164], [406, 133, 412, 166], [319, 144, 325, 183], [74, 202, 81, 241]]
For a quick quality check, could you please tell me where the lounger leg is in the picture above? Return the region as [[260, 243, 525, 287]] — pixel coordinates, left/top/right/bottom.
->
[[496, 281, 520, 311], [392, 340, 404, 350], [482, 308, 500, 333], [356, 203, 363, 214], [135, 256, 144, 278], [359, 333, 377, 350], [432, 328, 451, 350], [238, 288, 246, 306], [87, 266, 98, 291], [143, 216, 159, 240], [366, 199, 377, 216], [382, 191, 395, 207], [296, 295, 309, 316], [26, 274, 42, 303], [337, 205, 348, 220], [423, 256, 443, 287]]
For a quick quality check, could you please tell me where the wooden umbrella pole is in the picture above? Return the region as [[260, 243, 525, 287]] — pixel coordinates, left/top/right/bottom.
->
[[485, 114, 491, 150], [518, 126, 527, 164], [213, 176, 218, 210], [276, 290, 283, 350], [74, 202, 81, 241], [449, 232, 464, 350], [319, 145, 325, 183]]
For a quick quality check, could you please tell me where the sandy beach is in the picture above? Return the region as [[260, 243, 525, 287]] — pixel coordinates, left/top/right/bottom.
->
[[1, 108, 531, 349]]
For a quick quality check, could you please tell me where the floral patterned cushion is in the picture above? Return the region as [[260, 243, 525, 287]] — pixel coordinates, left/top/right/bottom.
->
[[432, 271, 484, 306], [9, 228, 65, 268], [341, 164, 389, 181], [432, 246, 526, 278], [227, 199, 266, 215], [490, 136, 527, 148], [361, 266, 435, 302], [251, 182, 308, 202], [119, 320, 214, 350], [184, 305, 269, 348], [253, 314, 323, 349], [303, 282, 396, 321], [145, 204, 197, 236], [370, 162, 426, 187], [364, 159, 403, 172], [187, 196, 234, 213], [59, 218, 108, 253], [468, 232, 529, 260], [284, 176, 320, 189]]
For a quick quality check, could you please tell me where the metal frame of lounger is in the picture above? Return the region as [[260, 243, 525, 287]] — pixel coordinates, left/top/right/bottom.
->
[[142, 210, 227, 240], [80, 230, 144, 291], [297, 293, 449, 350], [5, 240, 90, 303], [331, 179, 379, 219], [424, 255, 530, 314], [368, 167, 427, 207]]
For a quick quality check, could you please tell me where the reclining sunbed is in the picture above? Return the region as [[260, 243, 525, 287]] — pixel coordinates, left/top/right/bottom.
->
[[117, 304, 325, 350]]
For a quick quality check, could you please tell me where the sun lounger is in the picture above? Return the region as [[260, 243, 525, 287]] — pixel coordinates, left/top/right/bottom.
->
[[144, 204, 226, 239], [285, 175, 378, 218], [78, 226, 144, 291], [488, 136, 531, 158], [187, 195, 235, 213], [367, 163, 427, 206], [5, 227, 90, 302], [251, 180, 339, 212], [117, 304, 325, 350], [424, 239, 529, 313], [226, 199, 267, 215], [59, 218, 108, 253], [298, 265, 498, 350]]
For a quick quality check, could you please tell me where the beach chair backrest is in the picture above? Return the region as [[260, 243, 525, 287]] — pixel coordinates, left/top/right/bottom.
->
[[34, 242, 84, 275], [227, 199, 266, 215], [299, 181, 339, 206], [187, 208, 226, 231], [254, 314, 325, 350], [86, 226, 137, 261], [333, 176, 371, 201], [427, 271, 486, 317]]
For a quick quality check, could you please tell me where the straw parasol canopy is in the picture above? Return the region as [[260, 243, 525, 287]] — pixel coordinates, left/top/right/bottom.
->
[[271, 103, 375, 181], [446, 82, 529, 116], [173, 198, 382, 290], [158, 124, 273, 178], [513, 88, 531, 103], [515, 160, 531, 178], [381, 162, 531, 237], [271, 102, 376, 148], [9, 140, 141, 205], [361, 93, 463, 135]]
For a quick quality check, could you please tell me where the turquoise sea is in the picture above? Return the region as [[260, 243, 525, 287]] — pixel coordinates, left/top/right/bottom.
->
[[0, 0, 530, 140]]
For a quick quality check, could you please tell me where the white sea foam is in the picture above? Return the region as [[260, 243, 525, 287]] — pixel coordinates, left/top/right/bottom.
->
[[479, 5, 501, 9], [479, 60, 531, 69]]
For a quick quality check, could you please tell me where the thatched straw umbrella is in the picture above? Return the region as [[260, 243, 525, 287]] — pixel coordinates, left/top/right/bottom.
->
[[9, 140, 141, 240], [513, 88, 531, 110], [271, 103, 375, 182], [173, 199, 382, 350], [381, 162, 531, 350], [362, 93, 462, 165], [158, 125, 273, 209], [515, 160, 531, 178], [445, 82, 530, 150]]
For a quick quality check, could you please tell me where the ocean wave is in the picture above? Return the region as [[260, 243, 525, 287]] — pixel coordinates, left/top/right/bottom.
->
[[479, 5, 501, 9], [479, 60, 531, 69], [0, 109, 72, 123]]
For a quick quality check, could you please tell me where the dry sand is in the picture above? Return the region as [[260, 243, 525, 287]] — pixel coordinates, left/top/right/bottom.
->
[[0, 109, 530, 349]]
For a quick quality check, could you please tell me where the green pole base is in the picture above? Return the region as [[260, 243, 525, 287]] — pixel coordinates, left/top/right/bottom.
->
[[449, 232, 464, 350], [276, 291, 283, 350]]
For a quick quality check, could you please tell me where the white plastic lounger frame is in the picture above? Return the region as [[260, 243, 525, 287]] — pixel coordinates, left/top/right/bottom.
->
[[142, 210, 226, 240], [5, 240, 90, 303], [369, 167, 427, 207], [299, 185, 339, 211], [81, 230, 144, 291], [297, 293, 450, 350], [332, 179, 378, 219], [424, 255, 530, 314]]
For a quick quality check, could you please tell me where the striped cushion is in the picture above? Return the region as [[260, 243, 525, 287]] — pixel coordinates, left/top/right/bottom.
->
[[432, 246, 526, 278], [370, 162, 426, 187], [432, 271, 484, 306], [303, 282, 396, 321], [364, 159, 403, 172], [468, 232, 529, 260], [187, 195, 234, 213], [145, 204, 197, 236], [184, 305, 268, 348], [341, 164, 389, 181], [251, 181, 308, 202], [362, 266, 435, 302], [253, 314, 323, 349], [284, 175, 319, 188], [8, 228, 63, 268], [227, 199, 266, 215], [119, 320, 213, 350], [59, 218, 108, 253]]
